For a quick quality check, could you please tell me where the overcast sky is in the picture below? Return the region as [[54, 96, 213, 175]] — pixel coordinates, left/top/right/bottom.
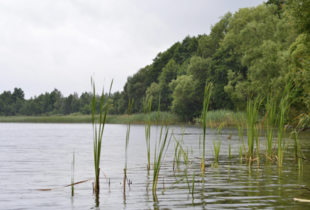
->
[[0, 0, 264, 99]]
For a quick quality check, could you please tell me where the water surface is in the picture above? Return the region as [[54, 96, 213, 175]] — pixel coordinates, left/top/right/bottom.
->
[[0, 123, 309, 209]]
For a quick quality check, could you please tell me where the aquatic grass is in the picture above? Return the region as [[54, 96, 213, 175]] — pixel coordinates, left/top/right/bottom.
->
[[292, 129, 303, 171], [71, 151, 75, 197], [91, 78, 113, 194], [246, 95, 262, 163], [211, 121, 224, 166], [124, 99, 134, 193], [265, 93, 278, 159], [152, 118, 171, 196], [143, 98, 152, 170], [194, 109, 246, 127], [184, 169, 191, 194], [173, 131, 188, 166], [191, 170, 195, 197], [239, 145, 243, 160], [231, 111, 247, 161], [0, 111, 182, 124], [201, 83, 212, 173], [277, 83, 292, 167]]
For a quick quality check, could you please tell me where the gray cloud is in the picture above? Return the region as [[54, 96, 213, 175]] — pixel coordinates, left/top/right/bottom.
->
[[0, 0, 264, 98]]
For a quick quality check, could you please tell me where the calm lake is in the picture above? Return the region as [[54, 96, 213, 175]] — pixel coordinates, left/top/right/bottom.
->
[[0, 123, 309, 209]]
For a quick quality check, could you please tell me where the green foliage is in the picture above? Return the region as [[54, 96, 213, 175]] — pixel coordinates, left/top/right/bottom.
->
[[158, 59, 178, 111], [289, 34, 310, 110], [223, 4, 295, 108], [169, 75, 197, 120], [285, 0, 310, 34]]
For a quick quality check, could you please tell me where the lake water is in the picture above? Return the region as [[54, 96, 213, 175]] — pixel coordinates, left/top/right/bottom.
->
[[0, 123, 310, 209]]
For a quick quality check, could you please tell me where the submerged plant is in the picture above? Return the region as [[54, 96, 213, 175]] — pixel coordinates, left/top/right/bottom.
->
[[91, 78, 113, 194]]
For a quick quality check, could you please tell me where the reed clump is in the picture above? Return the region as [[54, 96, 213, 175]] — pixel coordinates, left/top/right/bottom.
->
[[91, 78, 113, 194], [194, 110, 247, 127]]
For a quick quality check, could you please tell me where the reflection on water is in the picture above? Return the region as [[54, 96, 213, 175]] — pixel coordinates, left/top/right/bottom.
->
[[0, 123, 309, 209]]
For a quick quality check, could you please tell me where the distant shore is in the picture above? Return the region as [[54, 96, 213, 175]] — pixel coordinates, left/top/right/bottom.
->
[[0, 112, 183, 125], [0, 110, 244, 127]]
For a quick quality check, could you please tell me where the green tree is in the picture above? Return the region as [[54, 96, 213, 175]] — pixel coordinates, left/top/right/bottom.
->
[[197, 12, 231, 59], [285, 0, 310, 34], [170, 75, 198, 120], [145, 82, 161, 111], [158, 59, 179, 111]]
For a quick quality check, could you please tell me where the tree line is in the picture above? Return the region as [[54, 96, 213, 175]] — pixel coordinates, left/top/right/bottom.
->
[[0, 88, 120, 116], [1, 0, 309, 121]]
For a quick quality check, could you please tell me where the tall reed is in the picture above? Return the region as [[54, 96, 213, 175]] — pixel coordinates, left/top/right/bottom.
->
[[124, 99, 134, 193], [246, 95, 262, 163], [211, 121, 224, 166], [143, 98, 152, 171], [231, 111, 247, 161], [201, 83, 212, 173], [152, 118, 170, 195], [173, 132, 188, 166], [91, 78, 113, 193], [265, 93, 278, 159], [277, 83, 291, 167]]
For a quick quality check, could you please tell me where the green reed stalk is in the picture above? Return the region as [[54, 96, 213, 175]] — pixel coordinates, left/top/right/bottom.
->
[[265, 93, 278, 158], [232, 111, 247, 161], [246, 96, 262, 162], [71, 151, 75, 197], [277, 83, 291, 167], [192, 170, 195, 197], [239, 145, 243, 160], [143, 98, 152, 171], [173, 133, 188, 165], [211, 121, 224, 166], [201, 83, 212, 173], [293, 130, 300, 163], [184, 169, 191, 194], [174, 142, 179, 170], [152, 118, 170, 195], [91, 78, 113, 194], [124, 99, 134, 193]]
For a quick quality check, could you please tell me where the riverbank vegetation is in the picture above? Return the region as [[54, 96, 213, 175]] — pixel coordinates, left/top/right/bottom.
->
[[1, 0, 309, 129]]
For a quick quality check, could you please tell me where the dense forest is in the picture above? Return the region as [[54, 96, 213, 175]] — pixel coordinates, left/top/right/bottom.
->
[[1, 0, 309, 123]]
